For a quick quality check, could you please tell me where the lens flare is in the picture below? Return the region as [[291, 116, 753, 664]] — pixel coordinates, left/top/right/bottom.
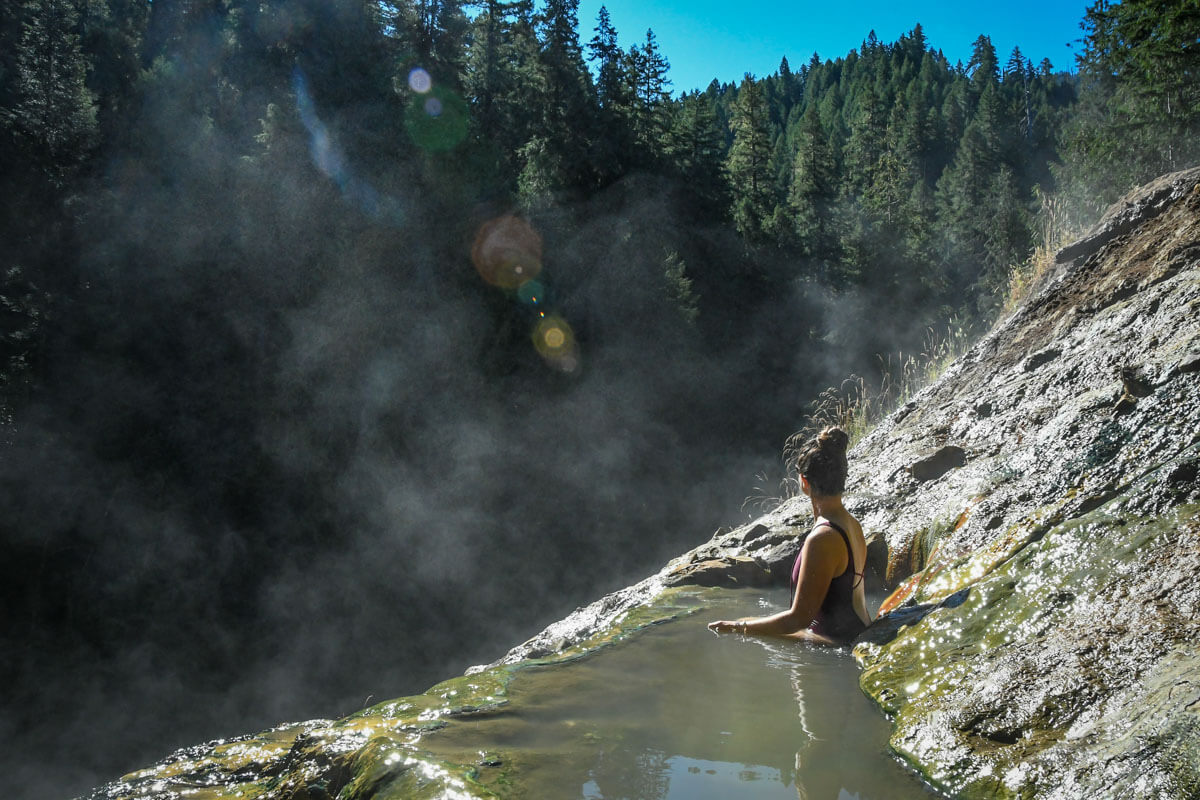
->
[[533, 315, 580, 373], [471, 216, 543, 289], [405, 85, 468, 151], [293, 69, 405, 224], [407, 68, 433, 94], [516, 279, 546, 306]]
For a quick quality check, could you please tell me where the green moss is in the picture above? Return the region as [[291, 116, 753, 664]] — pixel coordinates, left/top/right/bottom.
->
[[336, 585, 713, 799]]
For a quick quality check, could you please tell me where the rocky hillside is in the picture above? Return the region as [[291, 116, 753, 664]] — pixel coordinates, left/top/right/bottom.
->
[[846, 167, 1200, 797], [81, 168, 1200, 800]]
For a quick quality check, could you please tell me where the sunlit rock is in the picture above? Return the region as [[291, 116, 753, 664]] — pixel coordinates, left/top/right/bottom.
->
[[662, 555, 774, 587], [847, 165, 1200, 797]]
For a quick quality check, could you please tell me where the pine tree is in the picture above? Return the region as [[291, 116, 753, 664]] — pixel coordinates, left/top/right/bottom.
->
[[895, 67, 939, 184], [464, 0, 507, 141], [936, 78, 1030, 302], [585, 5, 630, 181], [726, 74, 775, 241], [464, 0, 542, 186], [588, 6, 624, 109], [966, 34, 999, 105], [77, 0, 150, 150], [1003, 46, 1035, 146], [789, 102, 839, 278], [4, 0, 98, 187], [662, 250, 699, 325], [422, 0, 471, 88], [667, 91, 727, 218], [777, 55, 799, 110], [1060, 0, 1200, 208], [844, 85, 886, 195], [623, 28, 672, 168], [531, 0, 596, 189]]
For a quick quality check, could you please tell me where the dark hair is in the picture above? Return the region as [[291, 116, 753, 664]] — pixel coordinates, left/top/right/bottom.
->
[[796, 426, 849, 496]]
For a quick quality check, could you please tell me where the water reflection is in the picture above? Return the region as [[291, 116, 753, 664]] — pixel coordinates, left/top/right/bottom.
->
[[765, 639, 874, 799], [584, 754, 788, 800]]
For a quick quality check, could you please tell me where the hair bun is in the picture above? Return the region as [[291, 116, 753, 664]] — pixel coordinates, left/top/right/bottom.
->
[[817, 426, 849, 455]]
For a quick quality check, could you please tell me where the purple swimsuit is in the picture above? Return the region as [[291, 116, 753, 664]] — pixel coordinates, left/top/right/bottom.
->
[[790, 519, 867, 642]]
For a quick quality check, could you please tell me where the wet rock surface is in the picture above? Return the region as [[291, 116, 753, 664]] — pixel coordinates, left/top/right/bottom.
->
[[79, 589, 713, 800], [846, 166, 1200, 797], [79, 168, 1200, 799]]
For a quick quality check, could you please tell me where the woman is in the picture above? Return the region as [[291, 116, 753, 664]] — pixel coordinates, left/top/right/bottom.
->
[[709, 427, 871, 644]]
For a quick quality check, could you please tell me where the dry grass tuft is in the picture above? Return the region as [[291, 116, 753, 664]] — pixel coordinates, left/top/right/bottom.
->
[[760, 189, 1079, 507], [1002, 190, 1078, 314]]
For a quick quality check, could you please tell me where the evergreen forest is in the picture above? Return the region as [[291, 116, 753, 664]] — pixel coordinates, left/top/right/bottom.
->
[[2, 0, 1197, 796]]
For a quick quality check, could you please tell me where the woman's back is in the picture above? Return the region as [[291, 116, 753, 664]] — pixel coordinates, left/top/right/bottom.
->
[[798, 519, 867, 641], [708, 426, 873, 643]]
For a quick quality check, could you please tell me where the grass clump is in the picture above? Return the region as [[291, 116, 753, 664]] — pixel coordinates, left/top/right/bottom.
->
[[1001, 190, 1080, 315]]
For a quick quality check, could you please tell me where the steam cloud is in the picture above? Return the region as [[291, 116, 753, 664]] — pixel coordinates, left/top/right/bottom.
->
[[0, 61, 891, 800]]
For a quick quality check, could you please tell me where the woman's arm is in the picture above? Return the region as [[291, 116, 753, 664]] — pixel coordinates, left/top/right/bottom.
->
[[708, 528, 844, 635]]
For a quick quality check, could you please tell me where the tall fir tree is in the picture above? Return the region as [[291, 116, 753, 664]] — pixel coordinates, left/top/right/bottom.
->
[[587, 6, 623, 110], [726, 74, 775, 242], [844, 85, 886, 195], [789, 102, 840, 280], [667, 91, 728, 219], [623, 28, 672, 169], [531, 0, 595, 189], [390, 0, 470, 88], [586, 5, 631, 181], [464, 0, 542, 187]]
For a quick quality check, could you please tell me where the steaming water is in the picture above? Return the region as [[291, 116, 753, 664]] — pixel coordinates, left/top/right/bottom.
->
[[422, 590, 940, 799]]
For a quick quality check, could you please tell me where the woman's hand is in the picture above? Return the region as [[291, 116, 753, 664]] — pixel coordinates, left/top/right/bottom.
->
[[708, 620, 747, 634]]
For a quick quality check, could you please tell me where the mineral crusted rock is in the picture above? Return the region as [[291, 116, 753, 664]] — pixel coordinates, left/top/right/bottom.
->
[[845, 165, 1200, 798]]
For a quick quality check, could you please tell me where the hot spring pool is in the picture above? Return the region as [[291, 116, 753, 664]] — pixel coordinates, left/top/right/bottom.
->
[[416, 588, 940, 799]]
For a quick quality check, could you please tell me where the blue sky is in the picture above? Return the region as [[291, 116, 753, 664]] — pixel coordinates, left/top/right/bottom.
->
[[576, 1, 1092, 95]]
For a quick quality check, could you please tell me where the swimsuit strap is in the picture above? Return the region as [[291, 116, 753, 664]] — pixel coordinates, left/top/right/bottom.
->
[[816, 519, 865, 589]]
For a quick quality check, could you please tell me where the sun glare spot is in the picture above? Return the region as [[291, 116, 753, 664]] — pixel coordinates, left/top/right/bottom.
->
[[535, 317, 571, 353], [408, 68, 433, 93], [533, 316, 580, 373], [472, 216, 543, 289], [404, 82, 468, 149]]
